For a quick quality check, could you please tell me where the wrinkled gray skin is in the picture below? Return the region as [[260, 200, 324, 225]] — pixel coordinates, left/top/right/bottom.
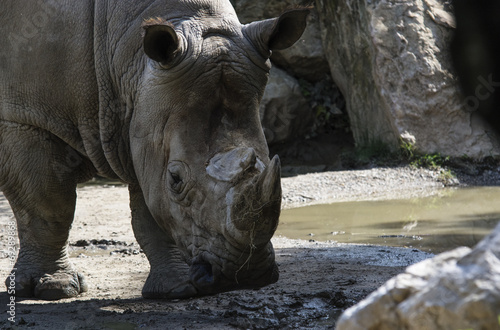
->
[[0, 0, 308, 300]]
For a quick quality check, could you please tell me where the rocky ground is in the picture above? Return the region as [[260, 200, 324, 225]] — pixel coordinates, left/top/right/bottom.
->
[[0, 161, 499, 329]]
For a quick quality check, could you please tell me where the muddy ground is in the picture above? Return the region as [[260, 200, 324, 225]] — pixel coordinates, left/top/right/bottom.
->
[[0, 166, 446, 330]]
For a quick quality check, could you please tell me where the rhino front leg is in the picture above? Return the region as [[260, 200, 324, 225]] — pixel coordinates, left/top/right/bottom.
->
[[0, 123, 92, 300], [129, 184, 197, 299]]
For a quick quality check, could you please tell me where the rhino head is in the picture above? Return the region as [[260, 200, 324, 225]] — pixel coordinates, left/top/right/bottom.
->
[[129, 3, 308, 296]]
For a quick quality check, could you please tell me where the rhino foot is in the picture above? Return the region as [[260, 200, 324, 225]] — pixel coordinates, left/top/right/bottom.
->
[[8, 271, 87, 300], [142, 272, 197, 299], [35, 272, 87, 300]]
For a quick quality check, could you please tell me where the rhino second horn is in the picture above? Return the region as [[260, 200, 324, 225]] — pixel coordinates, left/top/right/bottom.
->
[[257, 155, 281, 204]]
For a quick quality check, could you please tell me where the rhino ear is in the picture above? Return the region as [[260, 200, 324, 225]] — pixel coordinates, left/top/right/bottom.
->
[[244, 8, 310, 52], [142, 18, 180, 65]]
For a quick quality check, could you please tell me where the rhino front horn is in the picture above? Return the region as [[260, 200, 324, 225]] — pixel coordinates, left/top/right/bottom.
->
[[230, 155, 282, 244]]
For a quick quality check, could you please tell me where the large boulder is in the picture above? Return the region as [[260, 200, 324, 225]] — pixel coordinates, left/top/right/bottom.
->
[[230, 0, 308, 23], [336, 222, 500, 330], [260, 66, 312, 144], [231, 1, 330, 81], [316, 0, 500, 157], [271, 10, 331, 82]]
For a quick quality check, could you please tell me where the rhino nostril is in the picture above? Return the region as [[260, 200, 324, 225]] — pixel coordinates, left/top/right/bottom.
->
[[190, 261, 214, 289]]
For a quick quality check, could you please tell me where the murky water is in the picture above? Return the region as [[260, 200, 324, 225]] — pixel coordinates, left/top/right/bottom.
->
[[277, 187, 500, 253]]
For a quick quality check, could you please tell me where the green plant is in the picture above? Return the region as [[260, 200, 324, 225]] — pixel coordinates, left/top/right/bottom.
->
[[411, 153, 449, 169], [399, 139, 450, 170], [400, 139, 416, 160], [438, 169, 457, 184], [356, 140, 393, 163], [315, 104, 331, 121], [340, 139, 401, 168]]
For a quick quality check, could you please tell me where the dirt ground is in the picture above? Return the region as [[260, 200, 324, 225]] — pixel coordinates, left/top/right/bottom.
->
[[0, 176, 437, 330]]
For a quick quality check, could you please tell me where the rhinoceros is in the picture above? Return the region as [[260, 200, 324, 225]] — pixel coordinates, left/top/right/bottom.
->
[[0, 0, 308, 300]]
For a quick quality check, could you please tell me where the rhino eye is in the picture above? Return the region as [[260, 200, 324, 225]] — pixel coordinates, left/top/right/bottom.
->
[[167, 161, 190, 195], [169, 171, 183, 191], [170, 172, 182, 184]]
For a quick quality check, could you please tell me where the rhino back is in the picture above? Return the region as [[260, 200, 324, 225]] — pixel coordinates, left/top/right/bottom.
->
[[0, 1, 99, 153], [0, 0, 245, 182], [0, 0, 147, 180]]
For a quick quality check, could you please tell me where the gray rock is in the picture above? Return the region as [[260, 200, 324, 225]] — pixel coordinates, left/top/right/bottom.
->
[[230, 0, 308, 23], [271, 10, 331, 82], [260, 66, 312, 144], [231, 2, 329, 82], [336, 222, 500, 330], [316, 0, 500, 157]]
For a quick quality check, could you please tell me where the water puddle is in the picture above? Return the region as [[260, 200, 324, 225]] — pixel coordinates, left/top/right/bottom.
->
[[277, 187, 500, 253]]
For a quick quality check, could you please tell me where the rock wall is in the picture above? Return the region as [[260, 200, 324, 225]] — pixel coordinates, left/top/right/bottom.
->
[[316, 0, 400, 150], [271, 10, 331, 82], [315, 0, 499, 157], [232, 0, 500, 157], [230, 0, 310, 23]]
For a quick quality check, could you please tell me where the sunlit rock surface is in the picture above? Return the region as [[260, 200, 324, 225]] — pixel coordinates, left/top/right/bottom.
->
[[316, 0, 500, 157], [336, 222, 500, 330]]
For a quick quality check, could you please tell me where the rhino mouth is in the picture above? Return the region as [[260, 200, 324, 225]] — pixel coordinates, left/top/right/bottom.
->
[[189, 250, 278, 294]]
